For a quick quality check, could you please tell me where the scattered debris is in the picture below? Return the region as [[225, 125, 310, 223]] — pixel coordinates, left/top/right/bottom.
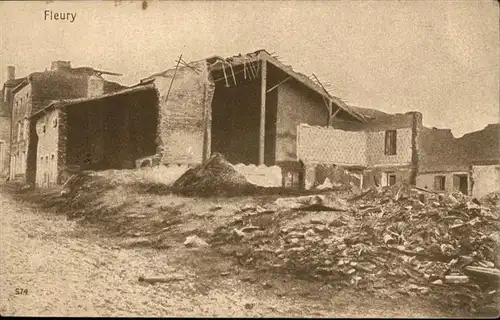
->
[[211, 182, 500, 313], [274, 194, 348, 211], [138, 274, 186, 284], [244, 302, 255, 310], [184, 235, 209, 247]]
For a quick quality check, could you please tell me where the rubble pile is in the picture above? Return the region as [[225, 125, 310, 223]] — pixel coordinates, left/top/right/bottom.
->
[[172, 153, 258, 197], [211, 184, 500, 312]]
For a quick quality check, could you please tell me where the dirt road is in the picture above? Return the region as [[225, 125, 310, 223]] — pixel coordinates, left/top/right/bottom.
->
[[0, 189, 454, 317]]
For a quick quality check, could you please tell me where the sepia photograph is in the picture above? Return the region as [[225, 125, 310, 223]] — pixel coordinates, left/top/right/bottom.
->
[[0, 0, 499, 317]]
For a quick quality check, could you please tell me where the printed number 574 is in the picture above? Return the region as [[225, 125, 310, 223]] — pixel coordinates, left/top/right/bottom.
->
[[15, 288, 28, 295]]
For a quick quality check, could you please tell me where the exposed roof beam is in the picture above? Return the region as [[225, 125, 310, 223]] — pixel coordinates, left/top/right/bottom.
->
[[267, 76, 291, 93]]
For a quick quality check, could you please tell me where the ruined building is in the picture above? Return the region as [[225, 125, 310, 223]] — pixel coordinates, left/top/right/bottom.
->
[[300, 106, 499, 198], [4, 61, 125, 186], [10, 51, 498, 196], [0, 66, 25, 177], [27, 50, 368, 188]]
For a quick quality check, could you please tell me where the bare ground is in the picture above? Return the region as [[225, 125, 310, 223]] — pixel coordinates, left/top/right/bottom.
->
[[0, 183, 465, 317]]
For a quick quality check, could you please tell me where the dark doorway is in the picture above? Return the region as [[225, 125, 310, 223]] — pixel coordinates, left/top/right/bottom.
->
[[454, 174, 468, 195], [210, 66, 278, 166]]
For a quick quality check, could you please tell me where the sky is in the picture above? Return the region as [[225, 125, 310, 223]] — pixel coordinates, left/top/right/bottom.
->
[[0, 0, 498, 137]]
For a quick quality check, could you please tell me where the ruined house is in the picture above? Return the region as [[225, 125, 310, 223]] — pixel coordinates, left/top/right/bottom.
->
[[417, 123, 500, 198], [0, 66, 25, 177], [25, 50, 368, 188], [299, 105, 499, 197], [6, 61, 125, 186], [139, 49, 368, 188], [19, 51, 498, 195], [29, 82, 158, 187], [297, 108, 422, 189]]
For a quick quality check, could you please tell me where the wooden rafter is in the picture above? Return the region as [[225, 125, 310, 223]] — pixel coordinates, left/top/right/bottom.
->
[[266, 76, 291, 93]]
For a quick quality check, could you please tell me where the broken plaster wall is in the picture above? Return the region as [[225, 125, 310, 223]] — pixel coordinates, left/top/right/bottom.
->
[[275, 80, 328, 163], [153, 61, 215, 165], [233, 163, 282, 187]]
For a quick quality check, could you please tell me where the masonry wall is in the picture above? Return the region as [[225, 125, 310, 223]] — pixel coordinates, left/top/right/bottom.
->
[[9, 84, 32, 180], [297, 124, 367, 165], [30, 71, 89, 113], [364, 166, 414, 188], [366, 127, 413, 166], [416, 171, 469, 194], [57, 109, 69, 184], [296, 112, 420, 189], [275, 80, 328, 162], [65, 90, 158, 174], [0, 116, 10, 176], [35, 109, 59, 188], [471, 165, 500, 198], [153, 61, 214, 165]]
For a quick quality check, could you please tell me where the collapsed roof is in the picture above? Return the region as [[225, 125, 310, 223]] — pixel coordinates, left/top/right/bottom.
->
[[143, 49, 367, 124]]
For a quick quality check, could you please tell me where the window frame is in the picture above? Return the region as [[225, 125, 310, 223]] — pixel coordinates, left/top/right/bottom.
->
[[384, 129, 397, 155], [434, 175, 446, 191]]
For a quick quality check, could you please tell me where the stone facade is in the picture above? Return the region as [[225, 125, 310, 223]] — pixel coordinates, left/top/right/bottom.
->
[[0, 107, 10, 176], [35, 109, 60, 187], [148, 60, 215, 166], [297, 112, 420, 189], [6, 61, 126, 185], [297, 125, 367, 165], [9, 82, 31, 181], [416, 123, 500, 196]]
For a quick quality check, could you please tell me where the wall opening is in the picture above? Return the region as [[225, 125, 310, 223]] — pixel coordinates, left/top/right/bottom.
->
[[453, 173, 468, 195], [434, 175, 446, 191], [210, 60, 278, 165], [380, 171, 397, 187], [66, 88, 159, 171]]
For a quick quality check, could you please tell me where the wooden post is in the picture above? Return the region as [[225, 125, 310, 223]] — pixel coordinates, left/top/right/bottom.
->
[[202, 64, 212, 162], [327, 100, 333, 126], [259, 59, 267, 165]]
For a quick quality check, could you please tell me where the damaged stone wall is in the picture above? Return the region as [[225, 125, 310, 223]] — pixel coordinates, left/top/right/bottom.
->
[[471, 165, 500, 198], [303, 163, 364, 190], [297, 124, 367, 165], [416, 171, 470, 194], [366, 128, 413, 166], [35, 109, 59, 188], [0, 116, 10, 176], [64, 90, 158, 173], [364, 166, 414, 188], [297, 112, 420, 189], [57, 109, 69, 184], [10, 84, 32, 180], [152, 60, 215, 165]]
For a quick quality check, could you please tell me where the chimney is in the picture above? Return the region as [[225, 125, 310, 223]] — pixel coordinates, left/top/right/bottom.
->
[[6, 66, 15, 81], [51, 61, 71, 71]]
